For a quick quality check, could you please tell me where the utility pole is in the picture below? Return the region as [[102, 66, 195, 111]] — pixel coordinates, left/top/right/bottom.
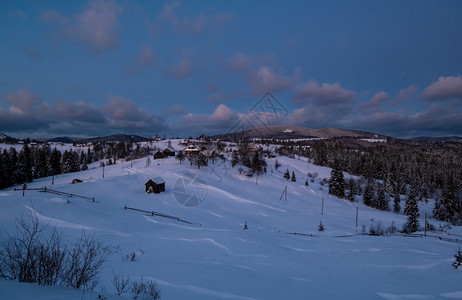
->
[[321, 197, 324, 215]]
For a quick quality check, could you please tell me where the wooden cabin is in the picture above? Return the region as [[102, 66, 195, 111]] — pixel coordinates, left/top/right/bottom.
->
[[145, 177, 166, 194], [153, 151, 166, 159], [163, 147, 175, 157]]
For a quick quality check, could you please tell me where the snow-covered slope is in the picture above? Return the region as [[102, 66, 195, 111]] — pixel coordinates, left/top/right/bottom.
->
[[0, 144, 460, 299]]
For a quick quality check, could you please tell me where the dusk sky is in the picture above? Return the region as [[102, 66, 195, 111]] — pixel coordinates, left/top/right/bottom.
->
[[1, 0, 462, 139]]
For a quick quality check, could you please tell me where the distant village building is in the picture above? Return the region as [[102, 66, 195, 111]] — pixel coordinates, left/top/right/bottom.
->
[[145, 177, 166, 194], [153, 151, 166, 159], [163, 147, 176, 157], [183, 145, 200, 155]]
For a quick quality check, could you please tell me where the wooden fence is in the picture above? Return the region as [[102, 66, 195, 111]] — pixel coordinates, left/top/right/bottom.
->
[[124, 205, 192, 224], [14, 187, 96, 202]]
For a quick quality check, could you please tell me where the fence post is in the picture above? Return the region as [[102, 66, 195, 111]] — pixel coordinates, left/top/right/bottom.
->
[[424, 213, 427, 236], [356, 207, 358, 228], [92, 197, 95, 203], [321, 198, 324, 215], [124, 205, 126, 210]]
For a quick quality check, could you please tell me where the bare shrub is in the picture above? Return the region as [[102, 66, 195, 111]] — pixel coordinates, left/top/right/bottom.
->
[[0, 213, 66, 285], [62, 230, 109, 291], [130, 277, 161, 300], [112, 271, 131, 296]]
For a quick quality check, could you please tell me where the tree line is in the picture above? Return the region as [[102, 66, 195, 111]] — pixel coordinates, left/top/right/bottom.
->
[[270, 137, 462, 226], [0, 141, 152, 189]]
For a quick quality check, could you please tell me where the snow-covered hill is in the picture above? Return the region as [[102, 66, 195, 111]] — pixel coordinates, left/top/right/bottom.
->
[[0, 142, 460, 299]]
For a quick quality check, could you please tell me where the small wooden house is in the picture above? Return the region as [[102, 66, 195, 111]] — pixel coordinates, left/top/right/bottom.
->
[[163, 147, 175, 157], [184, 145, 200, 155], [153, 151, 166, 159], [145, 177, 166, 194]]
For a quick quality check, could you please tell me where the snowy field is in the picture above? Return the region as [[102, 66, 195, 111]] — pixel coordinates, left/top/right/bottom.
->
[[0, 142, 461, 299]]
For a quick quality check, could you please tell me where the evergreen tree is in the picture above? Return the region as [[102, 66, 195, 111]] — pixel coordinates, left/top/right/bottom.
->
[[252, 152, 266, 174], [377, 186, 388, 211], [291, 171, 296, 182], [437, 179, 460, 223], [328, 164, 345, 197], [49, 148, 61, 176], [403, 190, 420, 233], [404, 185, 418, 216], [393, 190, 401, 214], [363, 184, 373, 207], [453, 247, 462, 269], [18, 143, 33, 183], [305, 179, 309, 187], [283, 169, 290, 180], [34, 148, 48, 179]]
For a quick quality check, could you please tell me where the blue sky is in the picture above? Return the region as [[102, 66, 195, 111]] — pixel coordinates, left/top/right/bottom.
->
[[1, 0, 462, 138]]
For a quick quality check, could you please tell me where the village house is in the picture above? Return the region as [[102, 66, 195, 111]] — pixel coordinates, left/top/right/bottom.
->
[[153, 150, 166, 159], [145, 177, 166, 194], [183, 145, 200, 155], [162, 147, 176, 157]]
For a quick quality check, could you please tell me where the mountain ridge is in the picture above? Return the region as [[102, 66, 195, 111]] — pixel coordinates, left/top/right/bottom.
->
[[210, 125, 389, 140]]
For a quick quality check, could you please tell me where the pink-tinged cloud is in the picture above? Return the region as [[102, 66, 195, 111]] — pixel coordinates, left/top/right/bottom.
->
[[176, 104, 239, 133], [157, 2, 233, 35], [1, 89, 167, 137], [359, 91, 390, 112], [247, 66, 294, 94], [5, 89, 43, 112], [164, 59, 194, 79], [55, 100, 105, 123], [423, 76, 462, 100], [40, 0, 122, 52], [40, 10, 69, 24], [158, 2, 206, 35], [392, 85, 418, 106], [222, 53, 277, 74], [205, 90, 246, 103], [70, 0, 123, 51], [292, 80, 356, 106], [125, 46, 157, 75], [162, 104, 185, 115]]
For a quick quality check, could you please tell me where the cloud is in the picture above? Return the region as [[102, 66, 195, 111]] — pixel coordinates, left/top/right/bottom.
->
[[162, 104, 185, 116], [422, 76, 462, 101], [5, 89, 43, 112], [41, 0, 123, 53], [40, 10, 69, 24], [55, 100, 105, 123], [247, 66, 294, 94], [1, 89, 166, 137], [392, 85, 418, 106], [175, 104, 239, 134], [348, 103, 462, 137], [292, 80, 356, 106], [205, 89, 246, 103], [164, 59, 195, 79], [157, 2, 232, 35], [8, 10, 27, 19], [221, 53, 277, 74], [125, 46, 157, 75], [359, 91, 390, 112]]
